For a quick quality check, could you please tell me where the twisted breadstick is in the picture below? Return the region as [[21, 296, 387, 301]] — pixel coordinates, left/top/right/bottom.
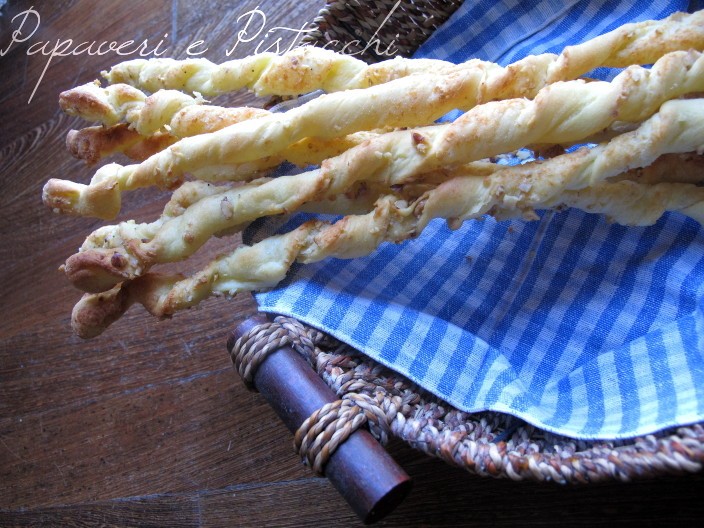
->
[[59, 83, 271, 135], [103, 11, 704, 97], [545, 180, 704, 225], [79, 160, 496, 258], [65, 11, 704, 134], [64, 85, 387, 166], [70, 148, 704, 338], [58, 81, 146, 125], [103, 45, 457, 97], [67, 113, 379, 171], [43, 50, 704, 219], [419, 153, 704, 228], [66, 125, 175, 165], [80, 180, 235, 253], [609, 152, 704, 185], [65, 113, 639, 167], [52, 113, 381, 217], [62, 98, 704, 294], [67, 179, 238, 293]]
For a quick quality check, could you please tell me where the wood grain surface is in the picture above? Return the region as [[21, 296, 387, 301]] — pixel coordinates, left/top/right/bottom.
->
[[1, 1, 703, 526]]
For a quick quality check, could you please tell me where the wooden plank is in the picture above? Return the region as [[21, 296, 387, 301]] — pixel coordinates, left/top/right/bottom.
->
[[0, 369, 309, 510], [199, 479, 361, 527], [0, 494, 200, 528], [3, 463, 703, 527], [0, 294, 256, 416], [202, 467, 704, 527]]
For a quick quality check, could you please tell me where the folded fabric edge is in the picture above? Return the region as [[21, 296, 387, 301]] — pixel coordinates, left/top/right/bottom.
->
[[256, 306, 704, 441]]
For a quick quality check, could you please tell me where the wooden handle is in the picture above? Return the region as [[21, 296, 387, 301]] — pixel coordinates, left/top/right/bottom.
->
[[228, 314, 412, 524]]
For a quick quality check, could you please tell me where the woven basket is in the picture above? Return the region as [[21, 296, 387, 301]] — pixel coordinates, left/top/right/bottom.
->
[[232, 316, 704, 483], [234, 0, 704, 484], [301, 0, 464, 62]]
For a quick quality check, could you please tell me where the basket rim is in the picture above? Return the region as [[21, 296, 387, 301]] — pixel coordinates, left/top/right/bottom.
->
[[232, 314, 704, 484]]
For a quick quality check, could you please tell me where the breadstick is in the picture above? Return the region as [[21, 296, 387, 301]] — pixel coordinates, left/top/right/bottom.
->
[[80, 180, 235, 252], [60, 83, 269, 134], [543, 10, 704, 81], [67, 113, 378, 168], [546, 180, 704, 225], [103, 11, 704, 97], [80, 160, 491, 256], [67, 125, 176, 165], [61, 98, 704, 294], [43, 50, 704, 219], [58, 81, 146, 125], [70, 158, 704, 339], [608, 152, 704, 185], [418, 155, 704, 227], [49, 120, 382, 220], [103, 45, 456, 96], [65, 11, 704, 133], [64, 85, 384, 165], [53, 91, 651, 165]]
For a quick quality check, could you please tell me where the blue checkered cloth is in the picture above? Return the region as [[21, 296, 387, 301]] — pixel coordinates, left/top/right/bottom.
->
[[245, 0, 704, 439]]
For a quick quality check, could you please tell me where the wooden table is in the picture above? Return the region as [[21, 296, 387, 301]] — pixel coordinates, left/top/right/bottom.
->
[[1, 1, 703, 525]]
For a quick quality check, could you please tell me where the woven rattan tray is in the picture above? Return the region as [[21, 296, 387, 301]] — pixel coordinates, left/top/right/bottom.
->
[[231, 315, 704, 484]]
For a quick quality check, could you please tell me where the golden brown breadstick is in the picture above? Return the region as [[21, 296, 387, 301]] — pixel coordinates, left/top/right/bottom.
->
[[546, 180, 704, 225], [70, 157, 704, 339], [103, 11, 704, 97], [419, 155, 704, 227], [43, 50, 704, 220], [67, 116, 378, 168], [608, 152, 704, 185], [64, 11, 704, 136], [58, 81, 146, 125], [60, 83, 270, 134], [80, 160, 493, 256], [61, 98, 704, 294], [80, 180, 235, 253], [103, 46, 456, 96], [53, 130, 398, 220], [67, 125, 176, 165]]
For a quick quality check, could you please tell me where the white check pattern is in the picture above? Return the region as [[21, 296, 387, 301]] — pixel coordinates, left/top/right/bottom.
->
[[247, 0, 704, 439]]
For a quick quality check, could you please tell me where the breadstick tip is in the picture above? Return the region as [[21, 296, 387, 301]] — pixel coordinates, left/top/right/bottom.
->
[[43, 164, 123, 219], [64, 248, 139, 293], [71, 286, 131, 339]]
